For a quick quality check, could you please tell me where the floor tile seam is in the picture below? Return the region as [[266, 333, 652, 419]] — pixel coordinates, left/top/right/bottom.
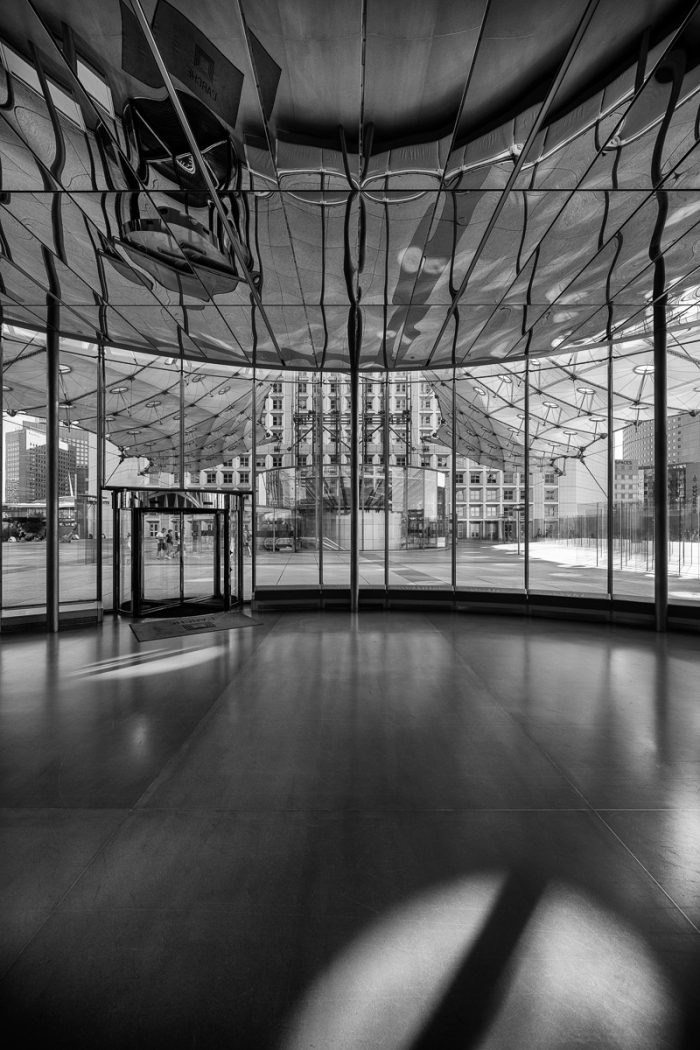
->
[[590, 810, 700, 935], [124, 805, 594, 814], [131, 614, 285, 810], [0, 807, 135, 984], [492, 724, 700, 936], [426, 615, 700, 934]]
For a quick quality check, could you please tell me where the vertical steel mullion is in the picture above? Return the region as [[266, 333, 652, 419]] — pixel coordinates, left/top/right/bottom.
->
[[237, 495, 244, 604], [384, 373, 390, 593], [251, 375, 257, 598], [223, 495, 231, 610], [182, 356, 187, 487], [607, 345, 614, 599], [96, 342, 105, 605], [524, 360, 530, 594], [654, 293, 668, 631], [213, 510, 222, 599], [451, 370, 457, 592], [0, 316, 4, 628], [179, 509, 184, 604], [112, 491, 120, 611], [46, 312, 60, 632], [315, 373, 324, 587], [131, 503, 141, 617], [350, 364, 359, 612]]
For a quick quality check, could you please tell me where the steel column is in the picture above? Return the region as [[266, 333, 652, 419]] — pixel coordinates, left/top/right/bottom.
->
[[223, 495, 232, 610], [350, 363, 359, 611], [96, 341, 105, 605], [179, 360, 185, 488], [251, 377, 257, 598], [0, 314, 4, 627], [653, 289, 669, 631], [315, 373, 324, 586], [112, 491, 120, 612], [649, 51, 684, 630], [523, 358, 530, 593], [46, 307, 60, 632], [384, 373, 390, 592], [451, 371, 457, 591], [607, 345, 614, 599]]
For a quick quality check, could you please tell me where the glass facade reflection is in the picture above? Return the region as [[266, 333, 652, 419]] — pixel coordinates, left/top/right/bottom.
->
[[2, 0, 700, 628], [3, 341, 700, 624]]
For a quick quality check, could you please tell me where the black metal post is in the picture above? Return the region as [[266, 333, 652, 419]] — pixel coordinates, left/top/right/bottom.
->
[[350, 362, 359, 611], [384, 373, 390, 593], [112, 491, 120, 612], [46, 306, 60, 632], [96, 341, 105, 605], [451, 371, 457, 591], [251, 377, 257, 598], [524, 360, 530, 592], [0, 315, 3, 627], [607, 346, 614, 598]]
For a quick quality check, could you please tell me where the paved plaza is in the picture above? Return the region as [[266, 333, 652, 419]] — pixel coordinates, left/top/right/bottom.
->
[[5, 538, 700, 610]]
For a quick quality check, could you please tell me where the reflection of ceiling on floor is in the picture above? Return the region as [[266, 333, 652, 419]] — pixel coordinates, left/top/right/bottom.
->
[[3, 0, 700, 469]]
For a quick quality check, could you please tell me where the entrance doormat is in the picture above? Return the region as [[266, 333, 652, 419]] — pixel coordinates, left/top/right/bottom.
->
[[130, 611, 262, 642]]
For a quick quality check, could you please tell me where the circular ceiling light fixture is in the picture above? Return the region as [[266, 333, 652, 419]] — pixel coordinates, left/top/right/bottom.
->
[[589, 414, 606, 422], [58, 364, 71, 374], [145, 400, 162, 408], [577, 386, 596, 395], [110, 385, 129, 394], [542, 400, 558, 408], [59, 401, 72, 408], [633, 364, 654, 375], [472, 386, 486, 395]]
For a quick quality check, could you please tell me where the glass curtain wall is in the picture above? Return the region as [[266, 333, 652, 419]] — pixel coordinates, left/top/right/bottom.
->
[[2, 330, 49, 609], [612, 346, 655, 600], [57, 340, 100, 605], [527, 350, 609, 597], [453, 363, 526, 592], [6, 336, 700, 621], [664, 341, 700, 603]]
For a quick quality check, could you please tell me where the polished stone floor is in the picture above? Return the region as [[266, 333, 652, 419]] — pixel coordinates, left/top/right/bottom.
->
[[1, 611, 699, 1048]]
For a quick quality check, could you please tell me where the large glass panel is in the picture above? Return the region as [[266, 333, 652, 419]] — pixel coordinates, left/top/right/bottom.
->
[[665, 335, 700, 605], [58, 340, 99, 604], [182, 512, 217, 603], [359, 375, 386, 588], [2, 329, 48, 609], [385, 374, 449, 587], [453, 363, 526, 591], [101, 490, 114, 612], [527, 349, 609, 597], [613, 346, 655, 600], [321, 373, 350, 587], [255, 375, 321, 589], [118, 502, 132, 610]]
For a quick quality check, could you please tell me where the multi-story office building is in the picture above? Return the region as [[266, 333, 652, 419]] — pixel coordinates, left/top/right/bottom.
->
[[4, 425, 76, 502], [623, 413, 700, 468], [614, 460, 644, 503]]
